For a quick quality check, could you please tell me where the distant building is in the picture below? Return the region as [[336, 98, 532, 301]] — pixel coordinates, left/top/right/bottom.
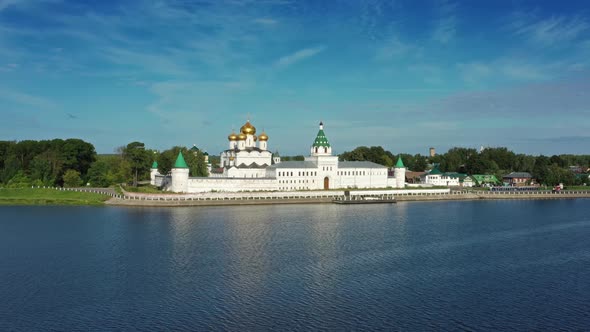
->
[[421, 167, 461, 186], [502, 172, 534, 186], [569, 166, 583, 174], [429, 147, 436, 158], [405, 171, 426, 184], [152, 120, 407, 192], [471, 174, 501, 187]]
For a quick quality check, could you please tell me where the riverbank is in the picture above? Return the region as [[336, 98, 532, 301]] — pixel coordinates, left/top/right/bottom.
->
[[0, 188, 111, 206], [2, 187, 589, 207], [105, 190, 590, 207]]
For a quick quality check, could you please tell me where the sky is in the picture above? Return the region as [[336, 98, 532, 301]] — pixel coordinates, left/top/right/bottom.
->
[[0, 0, 589, 156]]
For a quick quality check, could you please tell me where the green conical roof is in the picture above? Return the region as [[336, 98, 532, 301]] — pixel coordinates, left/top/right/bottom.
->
[[174, 152, 189, 168], [151, 161, 158, 169], [395, 156, 405, 168], [312, 123, 330, 148]]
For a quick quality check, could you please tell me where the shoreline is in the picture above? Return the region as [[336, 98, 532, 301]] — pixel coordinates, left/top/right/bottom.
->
[[2, 187, 589, 207], [105, 192, 590, 207]]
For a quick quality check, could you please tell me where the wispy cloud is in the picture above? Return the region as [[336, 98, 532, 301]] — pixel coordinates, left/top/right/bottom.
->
[[375, 37, 413, 60], [408, 64, 443, 84], [0, 88, 57, 109], [275, 46, 325, 68], [432, 0, 457, 44], [457, 62, 492, 83], [0, 0, 61, 12], [253, 18, 278, 25], [509, 12, 589, 45]]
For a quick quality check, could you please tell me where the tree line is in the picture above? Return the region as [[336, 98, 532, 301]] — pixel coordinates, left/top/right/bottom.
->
[[1, 139, 588, 188], [0, 140, 208, 188], [339, 146, 590, 186]]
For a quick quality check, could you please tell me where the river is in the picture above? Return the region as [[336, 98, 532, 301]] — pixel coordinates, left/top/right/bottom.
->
[[1, 200, 589, 331]]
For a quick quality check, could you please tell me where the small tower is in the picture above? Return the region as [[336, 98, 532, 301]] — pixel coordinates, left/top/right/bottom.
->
[[171, 152, 189, 193], [150, 161, 160, 186], [237, 133, 247, 150], [228, 131, 238, 149], [258, 131, 269, 151], [310, 121, 332, 156], [394, 156, 406, 188], [429, 147, 436, 158], [273, 150, 281, 164]]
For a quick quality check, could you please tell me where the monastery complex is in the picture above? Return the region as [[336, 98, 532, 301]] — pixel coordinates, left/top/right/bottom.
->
[[151, 120, 406, 193]]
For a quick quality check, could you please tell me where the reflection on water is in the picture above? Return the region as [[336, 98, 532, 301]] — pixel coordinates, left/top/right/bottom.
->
[[1, 200, 590, 331]]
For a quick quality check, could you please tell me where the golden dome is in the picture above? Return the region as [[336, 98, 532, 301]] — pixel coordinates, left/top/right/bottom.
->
[[229, 156, 235, 161], [237, 133, 247, 140], [228, 131, 238, 141], [240, 120, 256, 135], [258, 132, 269, 141]]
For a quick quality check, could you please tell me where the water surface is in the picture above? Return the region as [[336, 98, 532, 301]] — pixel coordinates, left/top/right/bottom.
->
[[1, 200, 589, 331]]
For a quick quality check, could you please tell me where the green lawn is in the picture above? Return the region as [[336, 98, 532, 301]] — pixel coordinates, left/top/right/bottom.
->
[[0, 188, 110, 206]]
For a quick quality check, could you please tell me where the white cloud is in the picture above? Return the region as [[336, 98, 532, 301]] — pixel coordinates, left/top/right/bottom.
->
[[275, 46, 325, 68]]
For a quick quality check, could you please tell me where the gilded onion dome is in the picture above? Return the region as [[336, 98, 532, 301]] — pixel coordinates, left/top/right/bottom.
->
[[240, 120, 256, 135], [228, 131, 238, 141], [237, 133, 247, 140], [258, 132, 269, 141]]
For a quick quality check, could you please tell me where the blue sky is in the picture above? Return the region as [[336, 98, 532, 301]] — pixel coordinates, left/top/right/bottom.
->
[[0, 0, 589, 155]]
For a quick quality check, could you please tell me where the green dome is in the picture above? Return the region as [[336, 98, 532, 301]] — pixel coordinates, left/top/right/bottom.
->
[[151, 161, 158, 169], [395, 156, 405, 168], [174, 152, 189, 168]]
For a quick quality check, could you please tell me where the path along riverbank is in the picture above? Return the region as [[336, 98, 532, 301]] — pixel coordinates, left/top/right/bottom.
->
[[105, 189, 590, 207]]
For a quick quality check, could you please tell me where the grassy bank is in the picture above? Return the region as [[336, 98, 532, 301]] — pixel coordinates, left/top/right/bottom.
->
[[0, 188, 110, 206]]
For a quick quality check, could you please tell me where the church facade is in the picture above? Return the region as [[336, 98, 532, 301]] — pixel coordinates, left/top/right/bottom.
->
[[152, 120, 406, 193]]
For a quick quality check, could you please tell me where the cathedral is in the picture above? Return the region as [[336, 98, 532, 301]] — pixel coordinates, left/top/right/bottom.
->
[[152, 120, 406, 193]]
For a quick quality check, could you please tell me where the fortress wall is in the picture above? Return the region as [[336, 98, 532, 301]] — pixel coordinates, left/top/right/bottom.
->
[[186, 177, 277, 193]]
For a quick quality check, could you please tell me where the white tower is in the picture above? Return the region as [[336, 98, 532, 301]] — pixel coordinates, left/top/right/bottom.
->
[[258, 131, 269, 151], [237, 133, 246, 150], [171, 152, 189, 193], [150, 161, 160, 186], [310, 122, 332, 156], [273, 150, 281, 164], [228, 131, 238, 149], [394, 156, 406, 188]]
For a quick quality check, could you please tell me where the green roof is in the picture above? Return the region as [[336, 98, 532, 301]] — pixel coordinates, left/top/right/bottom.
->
[[312, 129, 331, 148], [174, 152, 189, 168], [471, 174, 500, 185], [428, 166, 442, 175], [395, 156, 405, 168], [190, 145, 200, 151], [151, 161, 158, 169]]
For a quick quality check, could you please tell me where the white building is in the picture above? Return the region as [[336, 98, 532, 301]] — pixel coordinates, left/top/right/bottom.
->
[[153, 120, 406, 193], [420, 167, 460, 186]]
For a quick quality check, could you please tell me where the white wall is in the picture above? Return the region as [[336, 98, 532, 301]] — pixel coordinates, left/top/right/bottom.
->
[[186, 177, 277, 193]]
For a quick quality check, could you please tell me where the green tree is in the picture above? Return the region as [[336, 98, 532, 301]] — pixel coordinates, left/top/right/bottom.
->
[[63, 169, 82, 188], [7, 171, 31, 188], [123, 142, 151, 186], [158, 146, 209, 177], [30, 154, 54, 186], [87, 158, 111, 187]]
